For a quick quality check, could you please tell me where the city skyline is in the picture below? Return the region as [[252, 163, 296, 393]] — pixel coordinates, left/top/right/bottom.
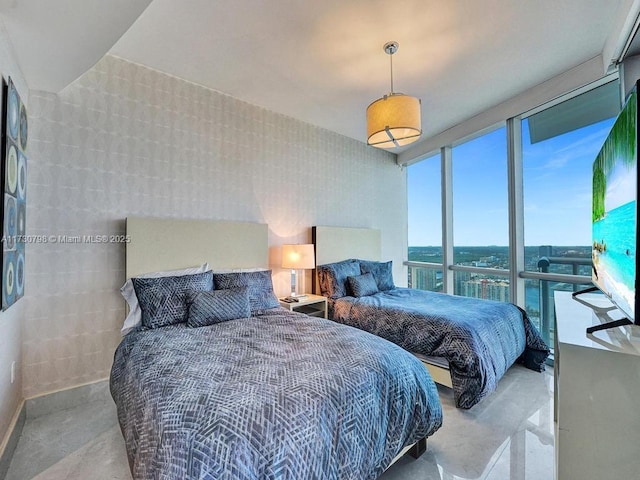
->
[[408, 116, 616, 247], [407, 245, 592, 272]]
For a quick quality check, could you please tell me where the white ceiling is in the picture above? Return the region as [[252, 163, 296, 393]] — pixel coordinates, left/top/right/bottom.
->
[[0, 0, 633, 153], [0, 0, 151, 92]]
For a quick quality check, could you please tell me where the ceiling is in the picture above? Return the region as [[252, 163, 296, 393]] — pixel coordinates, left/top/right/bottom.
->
[[0, 0, 634, 154], [0, 0, 151, 92]]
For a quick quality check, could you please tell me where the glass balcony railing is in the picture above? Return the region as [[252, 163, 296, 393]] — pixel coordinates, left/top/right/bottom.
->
[[453, 269, 510, 302], [406, 248, 593, 357], [522, 255, 592, 348], [407, 262, 443, 293], [407, 263, 512, 301], [523, 278, 592, 348]]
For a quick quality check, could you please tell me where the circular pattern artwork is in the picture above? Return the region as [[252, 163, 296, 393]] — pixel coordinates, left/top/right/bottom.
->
[[17, 203, 25, 236], [15, 252, 24, 296], [17, 152, 26, 200], [4, 257, 14, 298], [7, 84, 18, 141], [4, 196, 16, 251], [6, 144, 17, 194], [3, 78, 27, 310], [19, 103, 27, 151]]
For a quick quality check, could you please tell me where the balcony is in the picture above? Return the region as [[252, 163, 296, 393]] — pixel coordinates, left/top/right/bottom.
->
[[406, 246, 593, 354]]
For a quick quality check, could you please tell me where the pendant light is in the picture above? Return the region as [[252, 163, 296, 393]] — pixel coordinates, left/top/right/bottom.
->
[[366, 41, 422, 149]]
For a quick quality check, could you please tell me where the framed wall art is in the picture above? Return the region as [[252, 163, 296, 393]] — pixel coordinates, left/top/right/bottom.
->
[[1, 76, 27, 310]]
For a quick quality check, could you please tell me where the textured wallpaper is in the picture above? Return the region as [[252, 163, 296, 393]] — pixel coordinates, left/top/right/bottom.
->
[[24, 55, 407, 398], [0, 19, 27, 446]]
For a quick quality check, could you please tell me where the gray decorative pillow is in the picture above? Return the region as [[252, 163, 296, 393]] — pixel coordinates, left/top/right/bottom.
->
[[348, 273, 380, 297], [187, 287, 250, 327], [317, 259, 360, 299], [133, 271, 214, 329], [212, 270, 279, 312], [359, 260, 395, 291]]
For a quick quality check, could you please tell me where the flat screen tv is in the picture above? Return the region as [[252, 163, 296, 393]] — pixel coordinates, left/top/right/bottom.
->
[[587, 81, 640, 332]]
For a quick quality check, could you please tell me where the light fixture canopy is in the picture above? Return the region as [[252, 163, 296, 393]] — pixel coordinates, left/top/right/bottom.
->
[[367, 41, 422, 149]]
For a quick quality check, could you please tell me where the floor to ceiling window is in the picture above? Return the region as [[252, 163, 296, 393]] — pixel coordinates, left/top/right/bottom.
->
[[407, 153, 442, 291], [452, 127, 509, 300], [521, 80, 618, 343]]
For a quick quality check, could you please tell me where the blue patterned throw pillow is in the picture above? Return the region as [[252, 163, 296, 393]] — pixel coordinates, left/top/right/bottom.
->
[[317, 259, 360, 299], [187, 287, 250, 327], [212, 270, 279, 312], [359, 260, 395, 291], [133, 271, 213, 329], [347, 273, 379, 297]]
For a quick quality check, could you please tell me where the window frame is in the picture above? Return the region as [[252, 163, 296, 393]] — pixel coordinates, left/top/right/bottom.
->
[[406, 73, 621, 308]]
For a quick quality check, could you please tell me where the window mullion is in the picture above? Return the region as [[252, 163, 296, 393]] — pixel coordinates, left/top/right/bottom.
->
[[441, 146, 454, 294], [507, 117, 525, 307]]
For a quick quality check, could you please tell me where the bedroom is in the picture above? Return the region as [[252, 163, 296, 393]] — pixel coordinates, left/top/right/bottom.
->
[[0, 1, 639, 479]]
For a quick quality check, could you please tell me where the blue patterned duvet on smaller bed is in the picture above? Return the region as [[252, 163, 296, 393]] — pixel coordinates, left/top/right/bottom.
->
[[110, 308, 442, 480], [330, 288, 549, 409]]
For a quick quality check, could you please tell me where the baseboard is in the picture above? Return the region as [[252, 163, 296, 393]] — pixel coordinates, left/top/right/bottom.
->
[[0, 401, 25, 480], [25, 378, 110, 419], [0, 379, 111, 479]]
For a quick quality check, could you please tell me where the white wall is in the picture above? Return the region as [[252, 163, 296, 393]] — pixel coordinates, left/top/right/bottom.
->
[[23, 55, 407, 398], [0, 19, 27, 451], [0, 303, 22, 451]]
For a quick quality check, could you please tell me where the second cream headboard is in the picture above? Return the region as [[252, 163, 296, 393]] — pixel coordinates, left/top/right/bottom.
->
[[312, 226, 382, 293], [312, 226, 382, 266]]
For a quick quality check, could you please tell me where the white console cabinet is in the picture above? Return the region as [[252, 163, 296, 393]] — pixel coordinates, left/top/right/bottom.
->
[[554, 291, 640, 480]]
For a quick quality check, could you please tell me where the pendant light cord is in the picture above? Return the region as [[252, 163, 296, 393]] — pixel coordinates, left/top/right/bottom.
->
[[389, 52, 394, 94]]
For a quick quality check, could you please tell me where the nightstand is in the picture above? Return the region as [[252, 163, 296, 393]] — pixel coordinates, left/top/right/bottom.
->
[[279, 294, 328, 319]]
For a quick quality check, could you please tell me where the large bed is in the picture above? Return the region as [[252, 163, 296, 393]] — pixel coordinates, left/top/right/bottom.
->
[[110, 218, 443, 479], [313, 226, 550, 409]]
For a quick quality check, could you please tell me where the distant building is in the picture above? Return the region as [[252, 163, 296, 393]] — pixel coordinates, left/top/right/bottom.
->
[[459, 276, 510, 302], [409, 266, 441, 292]]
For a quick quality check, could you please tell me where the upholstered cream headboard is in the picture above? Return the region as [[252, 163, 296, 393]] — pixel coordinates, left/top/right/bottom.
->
[[313, 226, 382, 266], [126, 217, 268, 279], [312, 226, 381, 293]]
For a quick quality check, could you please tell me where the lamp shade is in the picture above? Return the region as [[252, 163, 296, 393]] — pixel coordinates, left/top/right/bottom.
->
[[367, 93, 421, 148], [282, 244, 315, 269]]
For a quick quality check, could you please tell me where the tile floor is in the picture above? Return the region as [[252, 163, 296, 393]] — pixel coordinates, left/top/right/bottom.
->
[[381, 367, 554, 480], [4, 366, 553, 480]]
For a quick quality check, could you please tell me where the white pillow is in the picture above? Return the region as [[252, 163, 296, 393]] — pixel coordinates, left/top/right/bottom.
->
[[120, 263, 209, 335]]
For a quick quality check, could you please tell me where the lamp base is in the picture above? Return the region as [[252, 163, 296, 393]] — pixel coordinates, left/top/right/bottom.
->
[[289, 269, 308, 299]]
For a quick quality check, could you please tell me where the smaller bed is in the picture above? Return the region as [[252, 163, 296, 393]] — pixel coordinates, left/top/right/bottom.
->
[[313, 226, 549, 409]]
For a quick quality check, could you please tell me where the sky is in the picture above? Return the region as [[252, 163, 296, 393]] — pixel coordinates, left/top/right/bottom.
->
[[408, 116, 616, 247], [606, 162, 637, 211]]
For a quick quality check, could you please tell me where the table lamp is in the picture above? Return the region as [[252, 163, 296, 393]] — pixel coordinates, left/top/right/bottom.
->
[[282, 244, 315, 298]]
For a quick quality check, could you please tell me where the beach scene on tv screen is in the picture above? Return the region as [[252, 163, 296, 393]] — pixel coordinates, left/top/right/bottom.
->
[[592, 91, 637, 319]]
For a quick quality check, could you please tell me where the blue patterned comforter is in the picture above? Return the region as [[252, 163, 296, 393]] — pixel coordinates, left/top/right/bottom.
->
[[330, 288, 549, 409], [110, 307, 442, 480]]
